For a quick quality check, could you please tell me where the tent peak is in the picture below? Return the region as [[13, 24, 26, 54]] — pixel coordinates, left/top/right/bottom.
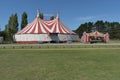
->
[[56, 11, 60, 19], [37, 9, 40, 18]]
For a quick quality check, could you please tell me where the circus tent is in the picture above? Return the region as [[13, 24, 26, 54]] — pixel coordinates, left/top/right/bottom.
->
[[14, 11, 79, 43], [81, 31, 109, 43]]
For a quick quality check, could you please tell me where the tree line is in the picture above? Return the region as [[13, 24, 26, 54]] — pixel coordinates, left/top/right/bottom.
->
[[75, 20, 120, 39], [0, 12, 28, 43]]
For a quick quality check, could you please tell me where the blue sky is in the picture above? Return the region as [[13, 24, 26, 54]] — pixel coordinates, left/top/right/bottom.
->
[[0, 0, 120, 31]]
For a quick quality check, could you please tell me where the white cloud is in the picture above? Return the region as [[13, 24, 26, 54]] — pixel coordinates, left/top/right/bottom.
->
[[77, 16, 96, 21], [76, 14, 107, 21]]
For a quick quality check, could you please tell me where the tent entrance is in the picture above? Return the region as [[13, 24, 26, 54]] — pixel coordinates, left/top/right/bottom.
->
[[89, 36, 104, 43], [50, 33, 59, 43]]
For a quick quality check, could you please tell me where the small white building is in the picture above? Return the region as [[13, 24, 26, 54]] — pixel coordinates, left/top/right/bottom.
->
[[0, 37, 3, 44]]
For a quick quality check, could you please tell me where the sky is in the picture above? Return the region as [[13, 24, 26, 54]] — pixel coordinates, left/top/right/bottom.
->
[[0, 0, 120, 31]]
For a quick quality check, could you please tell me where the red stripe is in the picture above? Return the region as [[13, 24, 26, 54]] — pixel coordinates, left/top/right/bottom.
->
[[30, 24, 36, 33], [38, 21, 42, 33], [41, 23, 49, 33], [24, 23, 35, 34], [48, 23, 55, 29], [53, 24, 57, 33], [58, 22, 63, 33]]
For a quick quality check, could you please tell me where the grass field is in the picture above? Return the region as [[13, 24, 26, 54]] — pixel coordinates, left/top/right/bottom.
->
[[0, 48, 120, 80]]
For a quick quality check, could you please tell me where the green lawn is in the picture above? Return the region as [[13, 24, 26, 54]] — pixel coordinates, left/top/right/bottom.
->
[[0, 49, 120, 80]]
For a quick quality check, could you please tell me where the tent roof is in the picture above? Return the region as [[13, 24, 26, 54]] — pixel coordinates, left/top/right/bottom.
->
[[16, 16, 75, 35], [83, 31, 105, 37], [89, 31, 104, 37]]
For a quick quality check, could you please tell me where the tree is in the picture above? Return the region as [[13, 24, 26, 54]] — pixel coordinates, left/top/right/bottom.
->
[[0, 31, 7, 42], [94, 20, 105, 32], [39, 13, 44, 19], [75, 22, 94, 38], [6, 13, 19, 42], [50, 16, 55, 20], [86, 22, 94, 32], [75, 23, 87, 38], [75, 21, 120, 40], [4, 24, 9, 41], [13, 13, 19, 34], [21, 12, 28, 30], [108, 22, 120, 39]]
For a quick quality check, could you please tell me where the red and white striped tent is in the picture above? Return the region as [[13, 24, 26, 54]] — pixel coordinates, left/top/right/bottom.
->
[[14, 11, 79, 43], [81, 31, 109, 43]]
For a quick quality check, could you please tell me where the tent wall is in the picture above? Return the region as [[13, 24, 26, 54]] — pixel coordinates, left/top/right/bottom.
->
[[104, 33, 109, 42], [81, 32, 89, 42], [14, 34, 51, 43], [14, 34, 79, 43], [58, 34, 79, 42]]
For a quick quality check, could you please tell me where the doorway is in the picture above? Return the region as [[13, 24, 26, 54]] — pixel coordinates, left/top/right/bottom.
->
[[50, 33, 59, 43]]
